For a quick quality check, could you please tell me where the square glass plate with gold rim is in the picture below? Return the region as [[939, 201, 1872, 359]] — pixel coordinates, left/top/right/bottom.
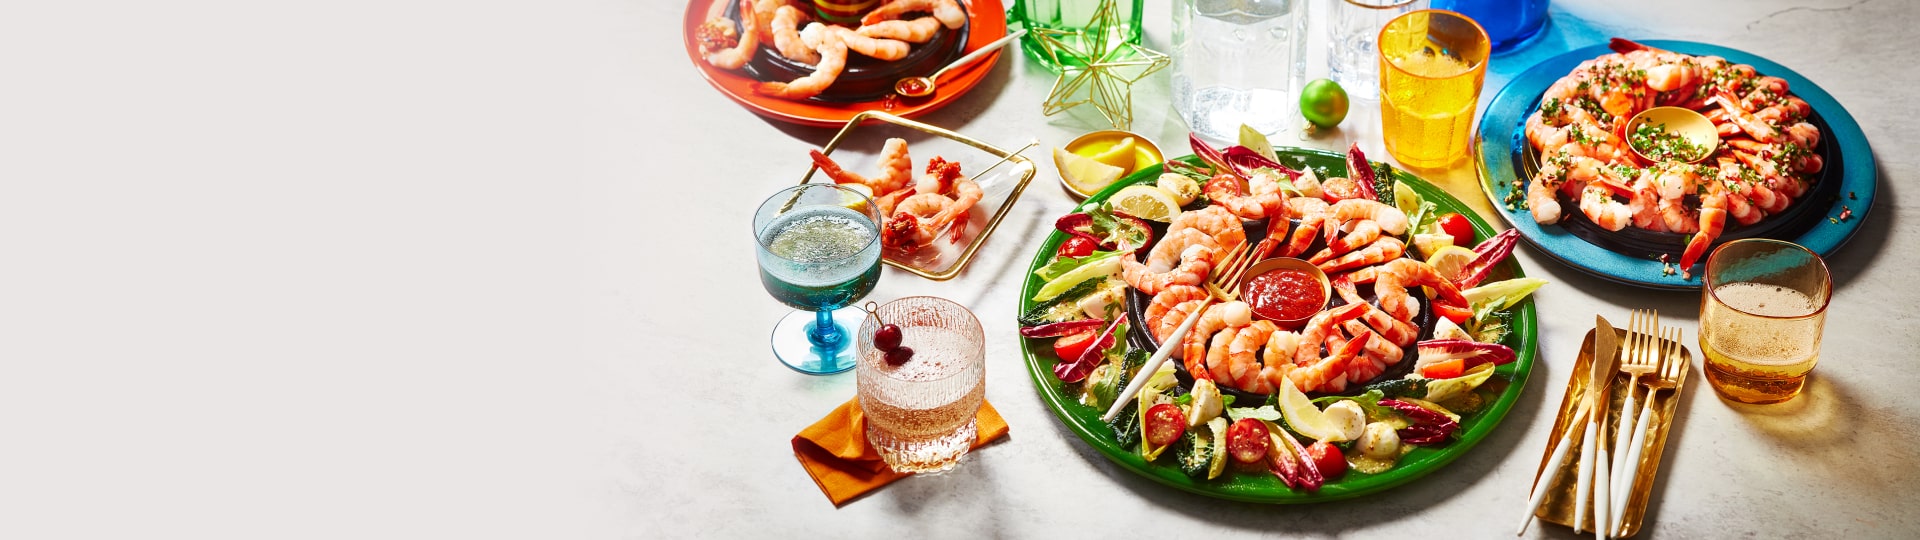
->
[[799, 111, 1037, 281]]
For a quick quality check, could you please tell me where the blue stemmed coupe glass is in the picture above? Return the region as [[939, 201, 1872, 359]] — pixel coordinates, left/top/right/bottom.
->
[[753, 183, 884, 375]]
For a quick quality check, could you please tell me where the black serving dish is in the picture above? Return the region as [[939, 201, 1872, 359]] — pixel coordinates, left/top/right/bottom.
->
[[1122, 213, 1437, 403]]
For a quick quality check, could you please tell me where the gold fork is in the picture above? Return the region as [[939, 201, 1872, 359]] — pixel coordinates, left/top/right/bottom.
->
[[1100, 240, 1251, 422], [1609, 325, 1686, 536], [1609, 310, 1660, 496]]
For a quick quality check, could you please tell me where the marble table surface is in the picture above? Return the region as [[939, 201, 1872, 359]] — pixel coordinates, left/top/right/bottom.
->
[[4, 0, 1914, 538]]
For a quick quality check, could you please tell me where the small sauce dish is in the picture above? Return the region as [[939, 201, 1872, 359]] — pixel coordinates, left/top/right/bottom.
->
[[1240, 257, 1330, 329]]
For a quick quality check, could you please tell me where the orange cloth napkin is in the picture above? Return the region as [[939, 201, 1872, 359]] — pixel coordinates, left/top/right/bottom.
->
[[791, 397, 1009, 506]]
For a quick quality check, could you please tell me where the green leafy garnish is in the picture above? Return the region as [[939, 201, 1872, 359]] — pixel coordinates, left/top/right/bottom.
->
[[1239, 124, 1279, 161]]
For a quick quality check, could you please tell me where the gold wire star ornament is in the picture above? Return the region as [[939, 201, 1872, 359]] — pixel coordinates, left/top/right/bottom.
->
[[1034, 0, 1169, 130]]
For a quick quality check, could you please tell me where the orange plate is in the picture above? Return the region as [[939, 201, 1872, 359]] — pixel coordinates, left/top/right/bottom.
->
[[681, 0, 1009, 127]]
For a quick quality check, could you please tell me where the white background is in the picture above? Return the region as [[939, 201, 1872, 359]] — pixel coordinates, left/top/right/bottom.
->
[[3, 0, 1917, 538]]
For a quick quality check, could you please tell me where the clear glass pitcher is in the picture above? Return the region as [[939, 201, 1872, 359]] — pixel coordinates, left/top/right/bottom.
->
[[1171, 0, 1309, 141]]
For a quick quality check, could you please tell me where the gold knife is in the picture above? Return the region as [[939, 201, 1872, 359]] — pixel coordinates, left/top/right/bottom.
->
[[1578, 316, 1622, 536], [1517, 319, 1617, 536]]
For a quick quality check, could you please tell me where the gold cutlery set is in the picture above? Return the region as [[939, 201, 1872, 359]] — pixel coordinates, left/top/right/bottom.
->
[[1519, 310, 1691, 538]]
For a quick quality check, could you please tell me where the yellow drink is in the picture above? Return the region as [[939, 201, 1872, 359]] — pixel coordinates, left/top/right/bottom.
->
[[1377, 10, 1489, 169]]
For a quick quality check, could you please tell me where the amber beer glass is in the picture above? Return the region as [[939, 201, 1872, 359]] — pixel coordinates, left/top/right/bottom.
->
[[1699, 239, 1831, 404]]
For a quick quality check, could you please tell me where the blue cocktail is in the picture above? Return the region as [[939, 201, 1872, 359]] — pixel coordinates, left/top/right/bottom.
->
[[754, 184, 883, 375], [1432, 0, 1549, 54]]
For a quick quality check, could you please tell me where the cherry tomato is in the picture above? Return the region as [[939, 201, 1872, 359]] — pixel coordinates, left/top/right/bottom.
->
[[1057, 236, 1097, 258], [1052, 329, 1099, 361], [1437, 213, 1474, 246], [1305, 441, 1347, 478], [873, 324, 902, 351], [1226, 418, 1272, 464], [1144, 403, 1188, 448]]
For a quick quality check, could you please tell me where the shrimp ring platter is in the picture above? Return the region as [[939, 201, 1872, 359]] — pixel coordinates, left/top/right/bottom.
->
[[1018, 149, 1538, 503], [680, 0, 1008, 127], [1477, 40, 1875, 290]]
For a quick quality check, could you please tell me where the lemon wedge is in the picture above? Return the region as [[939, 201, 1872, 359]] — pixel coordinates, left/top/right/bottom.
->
[[1411, 232, 1457, 260], [1110, 185, 1182, 222], [1055, 147, 1126, 197], [1425, 245, 1479, 283], [838, 184, 873, 213], [1087, 137, 1138, 173], [1276, 376, 1354, 443]]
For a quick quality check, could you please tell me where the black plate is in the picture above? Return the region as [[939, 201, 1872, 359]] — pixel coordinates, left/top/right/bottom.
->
[[1121, 213, 1436, 403]]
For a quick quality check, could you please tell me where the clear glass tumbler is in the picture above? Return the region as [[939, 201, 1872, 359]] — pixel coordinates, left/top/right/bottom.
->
[[1699, 239, 1831, 404], [1328, 0, 1426, 101], [1377, 9, 1489, 169], [858, 296, 986, 474], [752, 183, 883, 375], [1172, 0, 1309, 141]]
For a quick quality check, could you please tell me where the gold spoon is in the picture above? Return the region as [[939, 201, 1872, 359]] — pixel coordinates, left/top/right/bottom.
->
[[895, 29, 1027, 98], [1624, 106, 1719, 164]]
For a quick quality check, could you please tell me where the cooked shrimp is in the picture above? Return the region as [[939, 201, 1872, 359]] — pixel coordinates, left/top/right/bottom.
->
[[1374, 258, 1473, 325], [1220, 321, 1280, 393], [1627, 174, 1667, 232], [881, 193, 954, 249], [1325, 199, 1408, 236], [1204, 325, 1240, 384], [1285, 333, 1370, 394], [1679, 182, 1729, 275], [825, 25, 909, 61], [1144, 285, 1207, 339], [809, 138, 913, 194], [1307, 220, 1381, 265], [1205, 173, 1284, 220], [1155, 298, 1208, 347], [769, 5, 818, 64], [1167, 206, 1247, 262], [1317, 236, 1404, 275], [1182, 301, 1251, 381], [697, 0, 760, 70], [750, 0, 783, 42], [1292, 303, 1369, 366], [1579, 182, 1632, 231], [856, 17, 941, 43], [1122, 241, 1213, 296], [1340, 321, 1396, 383], [753, 23, 845, 99], [1274, 198, 1330, 258], [1264, 330, 1303, 367], [935, 175, 981, 225], [862, 0, 966, 29]]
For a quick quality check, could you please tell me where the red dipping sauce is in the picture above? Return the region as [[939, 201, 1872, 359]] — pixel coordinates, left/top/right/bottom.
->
[[1246, 269, 1326, 323]]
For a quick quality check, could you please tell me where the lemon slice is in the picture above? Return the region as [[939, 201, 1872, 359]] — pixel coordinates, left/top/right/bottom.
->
[[1426, 245, 1479, 283], [1276, 377, 1354, 443], [1110, 185, 1182, 222], [1087, 137, 1138, 173], [838, 184, 873, 213], [1411, 232, 1457, 260], [1055, 147, 1126, 197]]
